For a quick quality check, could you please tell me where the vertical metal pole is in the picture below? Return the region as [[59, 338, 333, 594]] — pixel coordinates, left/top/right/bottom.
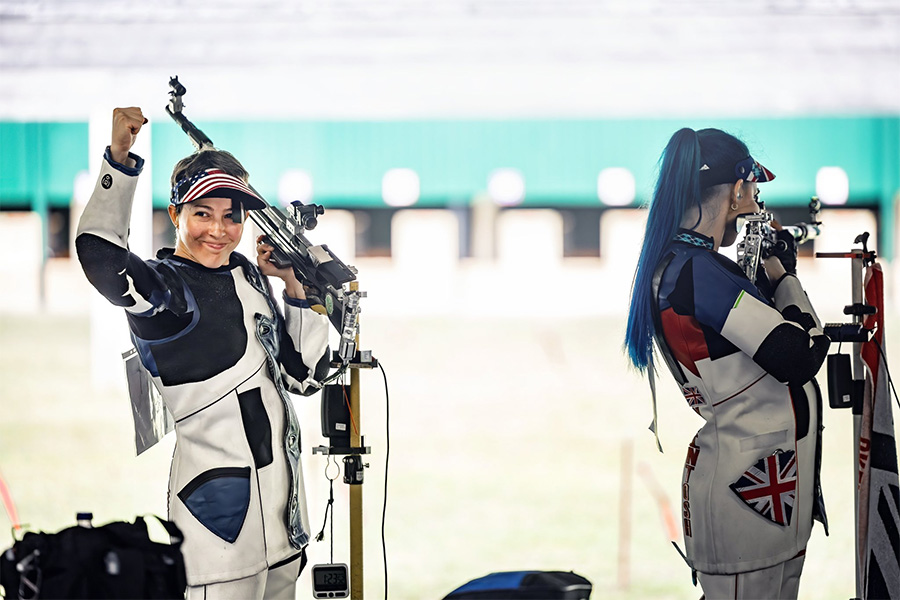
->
[[850, 255, 864, 599], [617, 438, 633, 590], [33, 123, 48, 310], [349, 281, 364, 600]]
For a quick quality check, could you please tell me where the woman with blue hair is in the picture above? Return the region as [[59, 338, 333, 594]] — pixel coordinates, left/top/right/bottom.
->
[[625, 128, 830, 599]]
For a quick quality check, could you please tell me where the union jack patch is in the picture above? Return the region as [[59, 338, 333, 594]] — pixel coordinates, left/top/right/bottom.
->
[[730, 449, 797, 526], [682, 386, 706, 409]]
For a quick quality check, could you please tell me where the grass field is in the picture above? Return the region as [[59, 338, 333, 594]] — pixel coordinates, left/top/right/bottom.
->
[[2, 297, 895, 599]]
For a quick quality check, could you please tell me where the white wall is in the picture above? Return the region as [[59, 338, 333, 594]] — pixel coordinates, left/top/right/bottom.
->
[[1, 1, 898, 120]]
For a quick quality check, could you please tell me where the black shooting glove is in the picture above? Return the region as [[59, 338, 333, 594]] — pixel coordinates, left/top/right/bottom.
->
[[770, 229, 798, 275]]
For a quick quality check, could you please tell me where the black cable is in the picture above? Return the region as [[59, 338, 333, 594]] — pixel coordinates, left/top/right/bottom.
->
[[317, 362, 350, 387], [316, 464, 337, 564], [331, 480, 334, 564], [314, 363, 389, 596], [872, 337, 900, 409], [378, 362, 390, 600]]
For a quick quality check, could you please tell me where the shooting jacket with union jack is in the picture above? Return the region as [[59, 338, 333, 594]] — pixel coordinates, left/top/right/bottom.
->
[[75, 151, 330, 586], [654, 229, 830, 574]]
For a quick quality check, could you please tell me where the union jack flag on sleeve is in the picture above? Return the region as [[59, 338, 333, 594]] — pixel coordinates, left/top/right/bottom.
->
[[730, 449, 797, 527], [858, 263, 900, 600]]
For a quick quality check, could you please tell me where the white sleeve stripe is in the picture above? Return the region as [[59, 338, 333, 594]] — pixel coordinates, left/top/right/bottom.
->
[[721, 293, 794, 356], [121, 271, 155, 314]]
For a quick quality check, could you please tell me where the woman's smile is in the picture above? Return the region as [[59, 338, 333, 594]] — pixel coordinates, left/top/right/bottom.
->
[[169, 197, 244, 268]]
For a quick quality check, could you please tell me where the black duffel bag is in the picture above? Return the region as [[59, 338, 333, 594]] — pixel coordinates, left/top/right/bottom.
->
[[0, 515, 186, 599]]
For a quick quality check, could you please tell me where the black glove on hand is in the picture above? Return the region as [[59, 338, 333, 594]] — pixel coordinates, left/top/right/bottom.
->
[[770, 229, 798, 275]]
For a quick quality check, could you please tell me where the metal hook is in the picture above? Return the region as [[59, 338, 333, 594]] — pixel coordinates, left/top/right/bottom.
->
[[325, 455, 340, 482]]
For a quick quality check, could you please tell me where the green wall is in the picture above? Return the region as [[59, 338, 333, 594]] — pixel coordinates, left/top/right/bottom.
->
[[151, 116, 900, 211], [0, 123, 89, 210], [2, 116, 897, 254]]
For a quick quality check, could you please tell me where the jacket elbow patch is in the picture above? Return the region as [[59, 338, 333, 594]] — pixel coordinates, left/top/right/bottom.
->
[[781, 305, 817, 332], [76, 235, 135, 307], [754, 324, 828, 385], [313, 349, 331, 382], [279, 328, 312, 383]]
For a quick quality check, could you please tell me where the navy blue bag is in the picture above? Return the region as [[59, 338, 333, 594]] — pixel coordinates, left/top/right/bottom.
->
[[443, 571, 592, 600]]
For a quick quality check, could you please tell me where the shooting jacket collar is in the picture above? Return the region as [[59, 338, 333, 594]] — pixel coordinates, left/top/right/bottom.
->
[[156, 247, 243, 273], [673, 228, 714, 250]]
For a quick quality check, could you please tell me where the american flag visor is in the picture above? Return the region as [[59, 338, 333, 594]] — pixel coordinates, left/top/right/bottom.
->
[[699, 155, 776, 189], [170, 169, 267, 210]]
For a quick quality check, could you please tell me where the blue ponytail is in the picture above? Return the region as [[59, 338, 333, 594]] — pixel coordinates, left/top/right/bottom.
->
[[624, 128, 751, 371], [624, 128, 702, 371]]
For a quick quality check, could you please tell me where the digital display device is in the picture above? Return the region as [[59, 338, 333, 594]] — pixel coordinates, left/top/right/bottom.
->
[[312, 563, 349, 598]]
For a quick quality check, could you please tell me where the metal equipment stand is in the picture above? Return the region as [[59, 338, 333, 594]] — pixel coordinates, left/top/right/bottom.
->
[[313, 282, 378, 600], [817, 233, 877, 600]]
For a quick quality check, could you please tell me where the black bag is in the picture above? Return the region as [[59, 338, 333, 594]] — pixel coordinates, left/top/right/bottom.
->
[[0, 515, 186, 599], [443, 570, 592, 600]]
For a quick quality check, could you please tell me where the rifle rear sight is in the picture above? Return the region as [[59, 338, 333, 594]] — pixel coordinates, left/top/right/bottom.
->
[[289, 202, 325, 231]]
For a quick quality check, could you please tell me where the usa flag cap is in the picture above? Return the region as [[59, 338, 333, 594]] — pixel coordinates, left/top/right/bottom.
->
[[699, 155, 775, 190], [170, 168, 267, 210]]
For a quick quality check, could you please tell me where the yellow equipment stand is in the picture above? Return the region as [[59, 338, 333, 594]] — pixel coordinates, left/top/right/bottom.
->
[[347, 280, 367, 599], [313, 280, 374, 599], [349, 360, 364, 600]]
